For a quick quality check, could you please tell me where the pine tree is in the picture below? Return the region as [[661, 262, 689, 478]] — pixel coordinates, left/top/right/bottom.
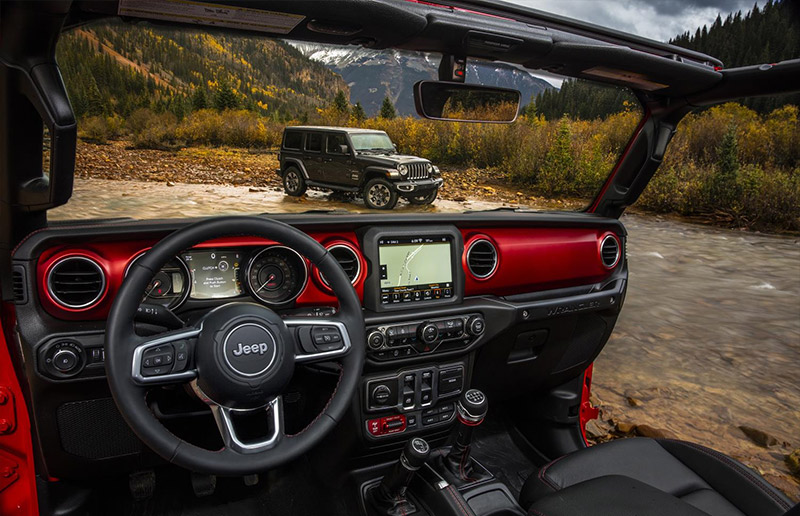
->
[[86, 76, 106, 116], [352, 101, 366, 123], [379, 96, 396, 119], [333, 90, 350, 115], [191, 87, 208, 110], [709, 124, 741, 210], [213, 79, 239, 111]]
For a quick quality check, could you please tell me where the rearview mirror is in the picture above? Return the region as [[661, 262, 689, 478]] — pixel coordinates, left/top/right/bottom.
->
[[413, 81, 521, 123]]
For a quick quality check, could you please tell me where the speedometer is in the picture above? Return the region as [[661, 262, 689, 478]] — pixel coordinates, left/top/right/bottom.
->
[[246, 246, 308, 305], [126, 253, 191, 309]]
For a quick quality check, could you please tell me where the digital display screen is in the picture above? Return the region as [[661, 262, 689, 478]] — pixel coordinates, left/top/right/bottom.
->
[[378, 236, 454, 304], [183, 250, 242, 299]]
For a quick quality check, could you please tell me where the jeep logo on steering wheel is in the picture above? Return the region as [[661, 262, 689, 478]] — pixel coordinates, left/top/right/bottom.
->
[[231, 342, 270, 357], [223, 323, 277, 377]]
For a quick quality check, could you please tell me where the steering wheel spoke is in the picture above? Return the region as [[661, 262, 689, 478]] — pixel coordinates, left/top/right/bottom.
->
[[210, 396, 283, 454], [284, 316, 353, 364], [130, 326, 200, 385]]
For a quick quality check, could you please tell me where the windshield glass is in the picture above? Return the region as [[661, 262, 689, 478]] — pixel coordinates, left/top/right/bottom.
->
[[350, 133, 394, 152], [50, 20, 643, 220]]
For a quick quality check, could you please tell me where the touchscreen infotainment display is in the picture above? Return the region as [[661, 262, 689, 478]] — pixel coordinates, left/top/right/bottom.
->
[[183, 250, 242, 299], [378, 236, 454, 305]]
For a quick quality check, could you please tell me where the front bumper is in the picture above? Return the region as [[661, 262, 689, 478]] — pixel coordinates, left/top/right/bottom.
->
[[393, 177, 443, 193]]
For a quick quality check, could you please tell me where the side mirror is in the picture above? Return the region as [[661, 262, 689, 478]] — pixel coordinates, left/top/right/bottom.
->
[[339, 144, 350, 154], [413, 81, 521, 123]]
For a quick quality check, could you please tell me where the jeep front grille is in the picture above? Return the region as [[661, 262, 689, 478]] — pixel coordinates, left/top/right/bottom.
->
[[406, 162, 429, 180]]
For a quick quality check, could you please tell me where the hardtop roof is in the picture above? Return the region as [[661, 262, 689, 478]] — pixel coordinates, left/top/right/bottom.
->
[[286, 126, 388, 134]]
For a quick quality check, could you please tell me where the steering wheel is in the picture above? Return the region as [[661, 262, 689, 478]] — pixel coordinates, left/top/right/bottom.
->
[[105, 216, 365, 475]]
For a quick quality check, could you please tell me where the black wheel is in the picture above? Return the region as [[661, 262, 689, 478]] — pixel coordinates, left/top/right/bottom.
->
[[282, 167, 306, 196], [408, 189, 438, 205], [363, 178, 398, 210]]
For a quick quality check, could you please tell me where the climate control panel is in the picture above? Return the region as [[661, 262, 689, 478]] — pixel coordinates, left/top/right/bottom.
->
[[366, 313, 485, 362]]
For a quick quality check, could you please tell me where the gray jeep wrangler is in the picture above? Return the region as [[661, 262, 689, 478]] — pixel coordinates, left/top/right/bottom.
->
[[277, 126, 442, 209]]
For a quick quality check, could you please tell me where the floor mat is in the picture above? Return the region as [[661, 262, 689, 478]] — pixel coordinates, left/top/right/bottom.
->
[[469, 417, 537, 499]]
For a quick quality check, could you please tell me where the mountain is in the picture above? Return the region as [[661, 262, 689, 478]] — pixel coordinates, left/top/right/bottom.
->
[[57, 20, 349, 120], [292, 43, 555, 116]]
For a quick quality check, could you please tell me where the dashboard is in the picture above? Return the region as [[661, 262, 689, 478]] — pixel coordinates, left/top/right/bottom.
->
[[10, 212, 627, 479]]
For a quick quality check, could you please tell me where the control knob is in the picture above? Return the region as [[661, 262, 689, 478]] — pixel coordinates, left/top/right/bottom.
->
[[52, 348, 80, 373], [372, 385, 392, 405], [367, 330, 386, 350], [467, 315, 485, 336], [417, 322, 439, 345]]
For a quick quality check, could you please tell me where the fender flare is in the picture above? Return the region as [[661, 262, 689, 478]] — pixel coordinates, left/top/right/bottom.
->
[[282, 158, 309, 179], [361, 166, 396, 187]]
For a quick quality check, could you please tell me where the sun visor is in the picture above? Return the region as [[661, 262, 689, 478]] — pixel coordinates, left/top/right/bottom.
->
[[117, 0, 305, 35], [529, 42, 722, 96]]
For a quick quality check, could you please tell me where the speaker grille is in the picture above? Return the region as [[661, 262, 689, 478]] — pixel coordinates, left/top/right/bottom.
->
[[57, 398, 141, 459], [12, 265, 27, 304]]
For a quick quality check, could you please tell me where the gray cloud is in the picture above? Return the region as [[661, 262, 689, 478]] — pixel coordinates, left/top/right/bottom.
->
[[505, 0, 757, 41]]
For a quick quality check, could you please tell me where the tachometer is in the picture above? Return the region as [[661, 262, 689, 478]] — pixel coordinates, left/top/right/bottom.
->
[[126, 253, 191, 309], [246, 246, 308, 305]]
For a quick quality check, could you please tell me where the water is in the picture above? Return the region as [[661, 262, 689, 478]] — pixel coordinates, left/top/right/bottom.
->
[[50, 179, 800, 498]]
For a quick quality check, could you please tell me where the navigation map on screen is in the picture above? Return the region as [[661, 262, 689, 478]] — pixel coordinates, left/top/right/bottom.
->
[[378, 236, 454, 305]]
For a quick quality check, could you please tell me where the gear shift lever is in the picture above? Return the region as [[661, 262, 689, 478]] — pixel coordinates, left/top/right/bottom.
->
[[368, 437, 430, 515], [441, 389, 489, 485]]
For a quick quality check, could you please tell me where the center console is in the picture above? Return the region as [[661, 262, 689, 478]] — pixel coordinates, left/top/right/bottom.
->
[[358, 226, 482, 442]]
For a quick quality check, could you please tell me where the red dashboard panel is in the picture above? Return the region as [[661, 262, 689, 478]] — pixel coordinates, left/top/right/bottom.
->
[[461, 228, 617, 297], [36, 232, 366, 321], [35, 228, 618, 321]]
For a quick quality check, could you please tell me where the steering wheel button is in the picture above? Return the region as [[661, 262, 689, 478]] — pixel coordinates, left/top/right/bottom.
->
[[142, 366, 171, 377]]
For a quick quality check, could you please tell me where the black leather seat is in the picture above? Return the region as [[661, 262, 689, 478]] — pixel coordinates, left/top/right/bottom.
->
[[520, 437, 794, 516]]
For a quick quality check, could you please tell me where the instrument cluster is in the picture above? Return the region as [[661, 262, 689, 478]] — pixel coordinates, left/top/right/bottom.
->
[[128, 246, 308, 310]]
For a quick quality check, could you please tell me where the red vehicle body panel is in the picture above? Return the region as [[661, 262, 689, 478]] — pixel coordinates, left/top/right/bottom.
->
[[0, 304, 39, 516]]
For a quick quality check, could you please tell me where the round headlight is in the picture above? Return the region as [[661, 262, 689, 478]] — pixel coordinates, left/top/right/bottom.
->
[[398, 164, 408, 176], [426, 163, 433, 173]]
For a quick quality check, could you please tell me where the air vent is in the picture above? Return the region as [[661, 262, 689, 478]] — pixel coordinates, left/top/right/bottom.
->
[[467, 239, 498, 279], [600, 235, 621, 268], [47, 256, 106, 309], [322, 245, 361, 286], [12, 265, 27, 304]]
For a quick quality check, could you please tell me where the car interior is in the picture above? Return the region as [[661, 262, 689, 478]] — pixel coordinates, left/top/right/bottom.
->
[[0, 1, 798, 516]]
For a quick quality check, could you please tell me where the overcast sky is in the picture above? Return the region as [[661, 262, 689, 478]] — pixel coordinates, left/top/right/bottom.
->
[[504, 0, 758, 42]]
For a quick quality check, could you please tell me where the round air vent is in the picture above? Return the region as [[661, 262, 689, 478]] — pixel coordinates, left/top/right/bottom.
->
[[466, 239, 498, 279], [47, 256, 106, 309], [600, 235, 621, 268], [321, 244, 361, 286]]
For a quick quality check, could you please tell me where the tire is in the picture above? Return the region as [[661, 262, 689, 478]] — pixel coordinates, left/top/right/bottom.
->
[[283, 166, 306, 196], [363, 178, 398, 210], [408, 189, 438, 205]]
